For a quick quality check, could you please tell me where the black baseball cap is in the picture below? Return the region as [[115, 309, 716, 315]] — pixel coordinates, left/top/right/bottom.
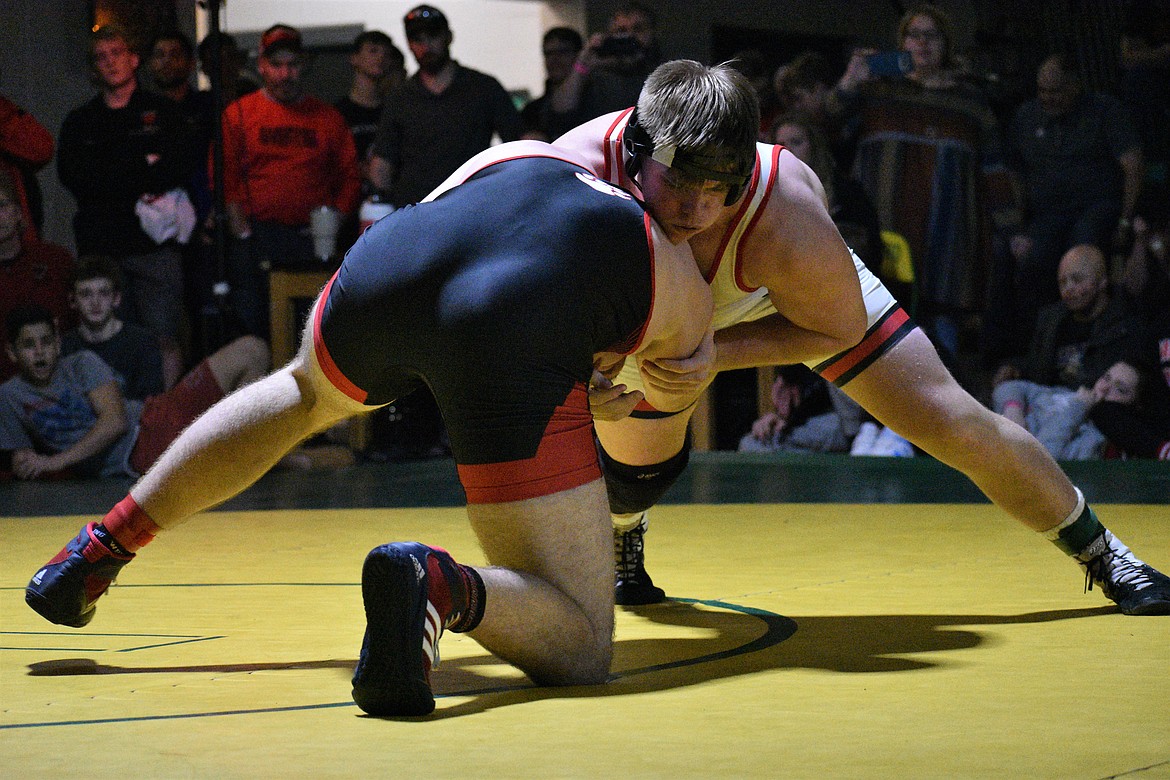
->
[[404, 5, 449, 40]]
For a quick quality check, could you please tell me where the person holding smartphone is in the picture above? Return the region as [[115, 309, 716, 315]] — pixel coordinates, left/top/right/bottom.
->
[[832, 4, 1017, 374], [543, 2, 662, 139]]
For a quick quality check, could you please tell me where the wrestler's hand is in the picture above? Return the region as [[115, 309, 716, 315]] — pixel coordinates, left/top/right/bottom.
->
[[588, 370, 644, 421], [639, 325, 716, 399], [593, 351, 627, 382]]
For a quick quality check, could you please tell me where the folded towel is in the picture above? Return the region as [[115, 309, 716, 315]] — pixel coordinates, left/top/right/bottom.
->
[[135, 188, 197, 245]]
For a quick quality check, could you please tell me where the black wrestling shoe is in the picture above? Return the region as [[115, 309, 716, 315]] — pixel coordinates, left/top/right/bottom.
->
[[614, 516, 666, 606], [26, 522, 134, 628], [352, 542, 463, 716], [1080, 530, 1170, 616]]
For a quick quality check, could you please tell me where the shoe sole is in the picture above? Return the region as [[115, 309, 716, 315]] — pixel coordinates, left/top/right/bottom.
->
[[1120, 599, 1170, 616], [351, 544, 436, 716], [25, 587, 94, 628], [614, 583, 667, 606]]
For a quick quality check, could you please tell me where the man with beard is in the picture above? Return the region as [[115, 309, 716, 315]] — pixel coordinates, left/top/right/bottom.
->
[[368, 5, 523, 208], [366, 5, 523, 461], [218, 24, 361, 338]]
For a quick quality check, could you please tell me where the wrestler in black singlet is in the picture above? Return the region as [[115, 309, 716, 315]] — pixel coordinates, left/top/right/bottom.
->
[[313, 156, 656, 498]]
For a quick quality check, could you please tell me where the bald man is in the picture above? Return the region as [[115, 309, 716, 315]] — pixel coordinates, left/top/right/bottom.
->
[[1001, 54, 1144, 336], [995, 244, 1139, 391]]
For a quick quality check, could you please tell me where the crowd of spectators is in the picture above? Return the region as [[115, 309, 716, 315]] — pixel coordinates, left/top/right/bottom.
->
[[2, 2, 1167, 481]]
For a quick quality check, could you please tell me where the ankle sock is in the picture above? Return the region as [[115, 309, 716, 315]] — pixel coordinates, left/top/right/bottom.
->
[[100, 495, 161, 553], [447, 564, 485, 634], [90, 523, 131, 557], [1043, 488, 1106, 561], [612, 511, 646, 534]]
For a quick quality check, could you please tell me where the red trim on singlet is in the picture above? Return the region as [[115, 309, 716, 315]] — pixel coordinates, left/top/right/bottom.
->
[[603, 108, 636, 191], [817, 307, 911, 384], [312, 273, 369, 404], [705, 149, 765, 285], [733, 145, 782, 293], [456, 384, 600, 503]]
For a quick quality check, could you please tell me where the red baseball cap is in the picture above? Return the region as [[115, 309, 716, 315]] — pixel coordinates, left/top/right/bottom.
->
[[259, 24, 302, 58]]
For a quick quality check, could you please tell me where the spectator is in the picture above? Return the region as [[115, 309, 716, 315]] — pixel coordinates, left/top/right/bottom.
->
[[219, 23, 361, 337], [544, 1, 661, 139], [148, 30, 215, 194], [521, 27, 584, 141], [147, 29, 219, 353], [994, 53, 1145, 342], [0, 170, 75, 381], [1090, 309, 1170, 460], [1119, 193, 1170, 322], [61, 256, 163, 401], [774, 51, 852, 164], [1117, 1, 1170, 183], [0, 89, 54, 243], [335, 30, 406, 186], [837, 4, 1018, 366], [994, 244, 1138, 391], [57, 24, 198, 391], [197, 31, 260, 105], [770, 111, 882, 270], [335, 30, 406, 246], [739, 366, 863, 454], [369, 4, 523, 207], [1, 304, 268, 480], [991, 361, 1146, 460]]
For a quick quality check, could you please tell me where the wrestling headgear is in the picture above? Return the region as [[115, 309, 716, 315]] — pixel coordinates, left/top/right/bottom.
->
[[622, 109, 755, 207]]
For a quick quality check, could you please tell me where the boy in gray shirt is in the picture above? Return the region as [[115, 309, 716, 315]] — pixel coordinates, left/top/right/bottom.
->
[[2, 305, 267, 479]]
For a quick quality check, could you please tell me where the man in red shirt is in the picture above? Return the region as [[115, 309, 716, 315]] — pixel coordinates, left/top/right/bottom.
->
[[219, 24, 361, 337]]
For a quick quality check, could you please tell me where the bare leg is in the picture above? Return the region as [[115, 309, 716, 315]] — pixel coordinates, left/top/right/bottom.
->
[[133, 321, 365, 528], [840, 329, 1078, 530], [465, 478, 614, 686]]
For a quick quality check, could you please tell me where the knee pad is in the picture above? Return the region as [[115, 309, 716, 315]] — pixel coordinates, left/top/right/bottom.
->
[[597, 430, 691, 515]]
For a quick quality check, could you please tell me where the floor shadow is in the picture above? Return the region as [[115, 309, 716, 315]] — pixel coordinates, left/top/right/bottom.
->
[[374, 600, 1119, 720], [25, 600, 1118, 722]]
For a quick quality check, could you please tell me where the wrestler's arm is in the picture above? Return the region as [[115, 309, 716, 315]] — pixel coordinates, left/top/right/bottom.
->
[[633, 221, 715, 413], [718, 152, 868, 370]]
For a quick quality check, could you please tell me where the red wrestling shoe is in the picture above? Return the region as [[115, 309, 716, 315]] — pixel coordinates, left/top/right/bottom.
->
[[351, 542, 469, 716], [26, 522, 134, 627]]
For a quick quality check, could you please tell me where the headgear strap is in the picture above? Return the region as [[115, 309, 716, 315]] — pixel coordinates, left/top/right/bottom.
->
[[622, 109, 754, 206]]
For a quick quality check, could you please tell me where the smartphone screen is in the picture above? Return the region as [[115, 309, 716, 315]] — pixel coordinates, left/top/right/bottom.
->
[[866, 51, 912, 78]]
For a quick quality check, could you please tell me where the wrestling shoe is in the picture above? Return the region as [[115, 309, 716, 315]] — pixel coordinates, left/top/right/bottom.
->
[[352, 542, 466, 716], [614, 516, 666, 606], [25, 522, 134, 628], [1080, 530, 1170, 616]]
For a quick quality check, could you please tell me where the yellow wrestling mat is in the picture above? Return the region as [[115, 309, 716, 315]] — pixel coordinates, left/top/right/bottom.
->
[[2, 504, 1168, 779]]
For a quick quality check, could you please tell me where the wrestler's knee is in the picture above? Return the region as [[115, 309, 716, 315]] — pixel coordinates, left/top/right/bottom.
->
[[598, 430, 691, 515], [530, 640, 612, 687]]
